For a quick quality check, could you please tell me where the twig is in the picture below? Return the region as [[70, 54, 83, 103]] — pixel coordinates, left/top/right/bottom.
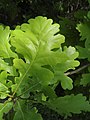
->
[[65, 63, 90, 76]]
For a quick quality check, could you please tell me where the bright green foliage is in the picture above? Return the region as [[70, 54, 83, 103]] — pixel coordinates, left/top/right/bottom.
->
[[0, 16, 88, 120], [53, 46, 79, 90], [47, 94, 90, 117], [0, 25, 17, 58], [10, 16, 79, 95]]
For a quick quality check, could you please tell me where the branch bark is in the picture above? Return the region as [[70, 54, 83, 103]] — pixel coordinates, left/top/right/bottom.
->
[[65, 63, 90, 76]]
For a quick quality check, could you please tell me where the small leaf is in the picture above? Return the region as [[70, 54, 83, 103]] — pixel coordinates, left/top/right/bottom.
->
[[80, 73, 90, 86], [60, 75, 73, 90]]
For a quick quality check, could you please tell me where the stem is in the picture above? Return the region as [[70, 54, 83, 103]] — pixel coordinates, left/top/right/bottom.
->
[[65, 63, 90, 76]]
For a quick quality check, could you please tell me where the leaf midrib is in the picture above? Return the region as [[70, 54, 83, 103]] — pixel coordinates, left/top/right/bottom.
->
[[12, 41, 41, 97]]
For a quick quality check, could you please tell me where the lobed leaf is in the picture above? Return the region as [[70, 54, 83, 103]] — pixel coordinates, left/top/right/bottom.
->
[[0, 16, 80, 119], [0, 25, 17, 58], [47, 94, 90, 117], [9, 16, 79, 96], [76, 22, 90, 61], [76, 19, 90, 87], [80, 73, 90, 86]]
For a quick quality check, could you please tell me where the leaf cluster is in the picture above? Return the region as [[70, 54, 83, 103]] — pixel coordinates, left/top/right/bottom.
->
[[0, 16, 90, 120]]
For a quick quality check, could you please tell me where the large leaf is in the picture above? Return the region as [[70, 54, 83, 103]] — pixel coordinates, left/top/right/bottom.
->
[[10, 16, 79, 97], [0, 16, 81, 119], [47, 94, 90, 117]]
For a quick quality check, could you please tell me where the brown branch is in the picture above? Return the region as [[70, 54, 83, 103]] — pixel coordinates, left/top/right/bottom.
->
[[65, 63, 90, 76]]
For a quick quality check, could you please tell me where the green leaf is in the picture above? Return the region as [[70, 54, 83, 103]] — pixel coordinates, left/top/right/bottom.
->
[[76, 46, 90, 59], [0, 71, 10, 99], [76, 22, 90, 61], [9, 16, 79, 97], [10, 16, 65, 95], [54, 71, 73, 90], [60, 74, 73, 90], [47, 94, 90, 117], [52, 46, 79, 90], [0, 82, 9, 99], [13, 100, 43, 120], [55, 46, 79, 72], [42, 86, 57, 99], [0, 16, 81, 119], [76, 19, 90, 87], [0, 25, 17, 58], [76, 23, 90, 43], [0, 58, 16, 99], [80, 73, 90, 86], [0, 101, 13, 120], [0, 58, 17, 75]]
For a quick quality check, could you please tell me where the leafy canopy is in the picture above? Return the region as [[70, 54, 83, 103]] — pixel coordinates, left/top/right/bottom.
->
[[1, 16, 89, 120]]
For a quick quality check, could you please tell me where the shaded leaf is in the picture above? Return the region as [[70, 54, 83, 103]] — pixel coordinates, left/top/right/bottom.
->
[[0, 101, 13, 120], [47, 94, 90, 117], [13, 100, 42, 120]]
